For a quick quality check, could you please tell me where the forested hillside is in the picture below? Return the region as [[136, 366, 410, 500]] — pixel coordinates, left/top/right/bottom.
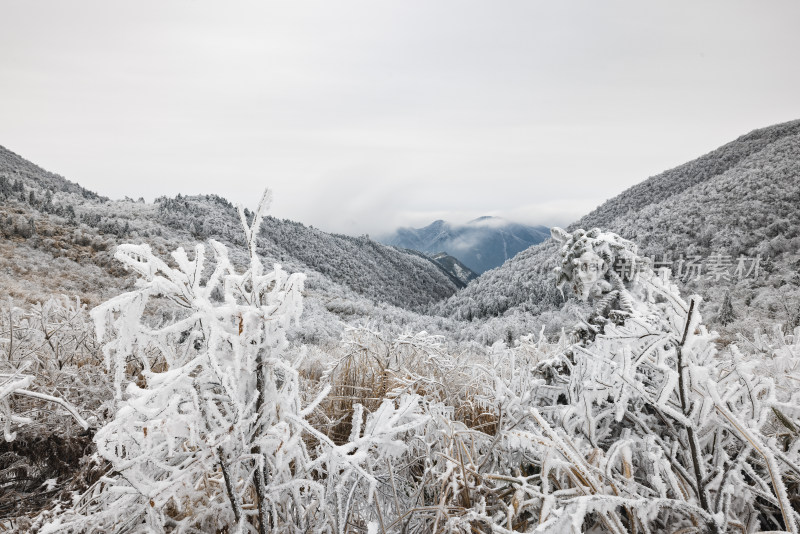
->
[[0, 145, 459, 311], [576, 119, 800, 230], [429, 252, 479, 286], [434, 119, 800, 337], [154, 194, 460, 309]]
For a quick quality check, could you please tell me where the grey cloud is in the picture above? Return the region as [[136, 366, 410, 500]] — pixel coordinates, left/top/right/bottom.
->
[[1, 1, 799, 235]]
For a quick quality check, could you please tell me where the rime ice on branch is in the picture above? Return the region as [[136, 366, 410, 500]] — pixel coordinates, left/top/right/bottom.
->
[[551, 227, 638, 302], [44, 189, 427, 534], [537, 227, 800, 533], [34, 219, 800, 533], [77, 189, 313, 532]]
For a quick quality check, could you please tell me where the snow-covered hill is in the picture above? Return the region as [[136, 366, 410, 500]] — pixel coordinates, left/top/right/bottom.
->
[[430, 252, 478, 286], [4, 117, 800, 339], [0, 145, 460, 313], [434, 119, 800, 335]]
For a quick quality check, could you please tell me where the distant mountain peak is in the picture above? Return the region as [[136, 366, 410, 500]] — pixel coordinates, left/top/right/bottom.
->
[[381, 218, 550, 274]]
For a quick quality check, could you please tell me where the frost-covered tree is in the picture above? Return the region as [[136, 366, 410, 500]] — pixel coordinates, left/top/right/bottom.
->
[[718, 292, 737, 325]]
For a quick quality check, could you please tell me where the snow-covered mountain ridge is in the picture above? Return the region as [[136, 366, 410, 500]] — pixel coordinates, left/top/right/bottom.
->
[[434, 118, 800, 335], [0, 145, 460, 312]]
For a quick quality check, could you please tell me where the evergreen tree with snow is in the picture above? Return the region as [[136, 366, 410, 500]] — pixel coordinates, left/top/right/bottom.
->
[[718, 292, 736, 325]]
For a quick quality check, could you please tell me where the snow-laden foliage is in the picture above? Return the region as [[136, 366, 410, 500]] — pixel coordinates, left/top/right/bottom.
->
[[0, 297, 95, 440], [0, 296, 103, 524], [301, 228, 800, 533], [36, 190, 429, 534], [497, 227, 800, 533], [550, 226, 638, 304], [7, 192, 798, 532]]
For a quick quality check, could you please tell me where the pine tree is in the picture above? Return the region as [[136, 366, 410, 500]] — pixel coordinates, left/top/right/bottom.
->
[[718, 292, 736, 325], [761, 254, 775, 274]]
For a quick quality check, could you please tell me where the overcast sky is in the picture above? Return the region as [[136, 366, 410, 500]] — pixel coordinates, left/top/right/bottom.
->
[[2, 1, 799, 235]]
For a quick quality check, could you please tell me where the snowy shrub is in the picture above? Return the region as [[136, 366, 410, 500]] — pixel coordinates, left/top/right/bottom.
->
[[23, 218, 800, 533], [333, 228, 800, 533], [39, 191, 428, 534], [0, 297, 100, 525], [503, 227, 800, 533], [0, 296, 96, 441]]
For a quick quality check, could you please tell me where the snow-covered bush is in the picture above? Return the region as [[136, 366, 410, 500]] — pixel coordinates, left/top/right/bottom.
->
[[40, 191, 428, 533], [341, 227, 800, 533], [1, 297, 95, 442], [23, 218, 800, 533], [505, 227, 800, 533], [0, 297, 100, 525]]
